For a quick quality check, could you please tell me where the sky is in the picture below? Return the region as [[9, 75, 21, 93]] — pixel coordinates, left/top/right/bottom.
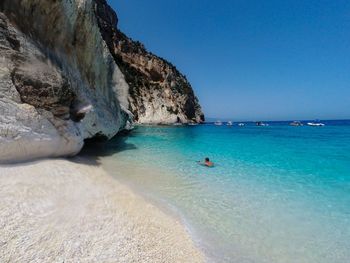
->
[[110, 0, 350, 121]]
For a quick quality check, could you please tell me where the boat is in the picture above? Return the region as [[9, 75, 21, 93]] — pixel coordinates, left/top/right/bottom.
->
[[173, 116, 183, 126], [238, 123, 245, 126], [256, 121, 269, 126], [307, 122, 325, 127], [214, 120, 223, 126], [290, 121, 303, 126], [188, 122, 198, 126], [226, 121, 233, 126]]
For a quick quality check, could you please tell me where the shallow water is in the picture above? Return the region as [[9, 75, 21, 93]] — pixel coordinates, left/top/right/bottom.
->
[[94, 120, 350, 262]]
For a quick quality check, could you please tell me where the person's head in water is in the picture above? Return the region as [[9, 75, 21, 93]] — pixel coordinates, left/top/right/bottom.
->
[[198, 157, 214, 167], [204, 157, 214, 167]]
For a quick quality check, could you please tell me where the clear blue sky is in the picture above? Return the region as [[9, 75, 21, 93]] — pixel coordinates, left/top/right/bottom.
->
[[110, 0, 350, 121]]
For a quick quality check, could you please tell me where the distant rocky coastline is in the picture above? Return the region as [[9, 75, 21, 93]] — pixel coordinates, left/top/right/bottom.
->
[[0, 0, 204, 163]]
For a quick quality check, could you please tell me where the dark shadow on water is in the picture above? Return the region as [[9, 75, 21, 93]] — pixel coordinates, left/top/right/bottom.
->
[[69, 132, 137, 166]]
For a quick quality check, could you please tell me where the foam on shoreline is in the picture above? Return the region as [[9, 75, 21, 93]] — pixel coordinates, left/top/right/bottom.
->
[[0, 159, 204, 262]]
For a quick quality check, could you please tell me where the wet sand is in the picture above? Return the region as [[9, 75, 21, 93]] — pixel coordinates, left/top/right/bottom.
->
[[0, 159, 204, 262]]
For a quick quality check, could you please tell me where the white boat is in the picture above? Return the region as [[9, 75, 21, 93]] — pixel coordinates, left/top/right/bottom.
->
[[256, 121, 269, 126], [290, 121, 303, 126], [226, 121, 233, 126], [173, 122, 183, 126], [307, 122, 325, 127], [188, 122, 198, 126], [238, 123, 245, 126], [214, 120, 223, 126]]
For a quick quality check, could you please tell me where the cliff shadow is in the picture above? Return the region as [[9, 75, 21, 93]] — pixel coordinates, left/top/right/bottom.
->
[[70, 132, 137, 166]]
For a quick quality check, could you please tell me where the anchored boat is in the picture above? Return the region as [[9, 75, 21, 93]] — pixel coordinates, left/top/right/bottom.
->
[[256, 121, 269, 126], [290, 121, 303, 126], [307, 122, 325, 127]]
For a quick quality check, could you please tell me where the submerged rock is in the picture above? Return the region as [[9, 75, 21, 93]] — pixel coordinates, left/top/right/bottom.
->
[[0, 0, 204, 163]]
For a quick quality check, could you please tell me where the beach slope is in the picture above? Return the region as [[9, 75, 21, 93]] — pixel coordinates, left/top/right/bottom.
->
[[0, 159, 203, 262]]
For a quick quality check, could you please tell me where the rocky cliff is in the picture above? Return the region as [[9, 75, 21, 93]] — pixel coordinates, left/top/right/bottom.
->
[[94, 0, 204, 124], [0, 0, 203, 163]]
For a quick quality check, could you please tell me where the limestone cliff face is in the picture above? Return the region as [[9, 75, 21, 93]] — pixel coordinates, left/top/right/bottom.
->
[[94, 0, 205, 124], [114, 32, 205, 124], [0, 0, 204, 163], [0, 0, 131, 163]]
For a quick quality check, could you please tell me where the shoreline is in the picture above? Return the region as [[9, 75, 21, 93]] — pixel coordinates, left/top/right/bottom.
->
[[0, 158, 204, 262], [97, 155, 212, 260]]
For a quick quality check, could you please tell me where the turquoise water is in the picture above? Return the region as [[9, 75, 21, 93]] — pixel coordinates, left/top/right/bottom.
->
[[93, 121, 350, 262]]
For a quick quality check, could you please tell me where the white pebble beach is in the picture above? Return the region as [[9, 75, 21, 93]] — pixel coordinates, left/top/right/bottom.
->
[[0, 159, 204, 262]]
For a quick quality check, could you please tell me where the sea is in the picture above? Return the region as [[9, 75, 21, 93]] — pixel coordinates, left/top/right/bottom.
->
[[86, 119, 350, 263]]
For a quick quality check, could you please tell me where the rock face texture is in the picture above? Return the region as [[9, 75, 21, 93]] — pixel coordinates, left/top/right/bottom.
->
[[0, 0, 203, 163], [94, 0, 205, 124], [0, 0, 131, 163], [114, 32, 205, 124]]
